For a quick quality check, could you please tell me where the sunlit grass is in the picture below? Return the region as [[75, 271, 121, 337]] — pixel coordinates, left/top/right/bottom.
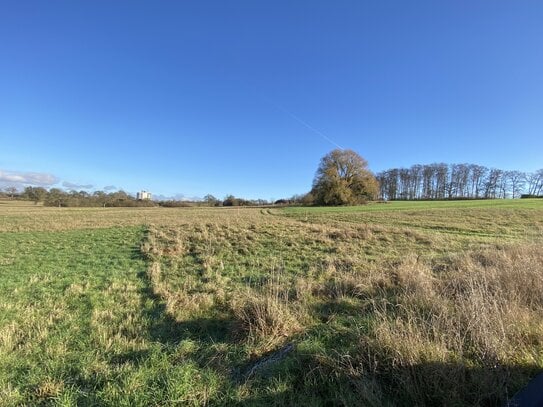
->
[[1, 199, 542, 405]]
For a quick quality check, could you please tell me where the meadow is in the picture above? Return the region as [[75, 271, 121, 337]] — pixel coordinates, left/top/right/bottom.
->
[[0, 199, 542, 406]]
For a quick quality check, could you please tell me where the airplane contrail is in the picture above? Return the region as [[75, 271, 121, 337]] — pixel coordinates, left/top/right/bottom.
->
[[269, 101, 344, 150]]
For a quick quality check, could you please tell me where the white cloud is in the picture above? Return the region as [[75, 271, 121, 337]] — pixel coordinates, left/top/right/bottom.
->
[[103, 185, 117, 191], [0, 170, 59, 186]]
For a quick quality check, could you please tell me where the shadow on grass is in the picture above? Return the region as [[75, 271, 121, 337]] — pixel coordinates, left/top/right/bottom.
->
[[230, 298, 542, 406], [233, 346, 541, 406], [312, 298, 367, 321], [375, 362, 541, 406], [131, 244, 542, 406], [108, 349, 150, 366], [136, 268, 238, 346]]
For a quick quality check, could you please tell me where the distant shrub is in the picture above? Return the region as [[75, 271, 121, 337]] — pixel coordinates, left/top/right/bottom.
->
[[158, 200, 193, 207], [222, 195, 252, 206]]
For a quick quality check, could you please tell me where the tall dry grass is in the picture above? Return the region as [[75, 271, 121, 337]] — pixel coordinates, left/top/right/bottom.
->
[[138, 207, 543, 405], [316, 244, 543, 405]]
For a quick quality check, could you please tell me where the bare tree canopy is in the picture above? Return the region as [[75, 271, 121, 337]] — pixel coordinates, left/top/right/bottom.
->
[[377, 164, 543, 200], [311, 149, 379, 206]]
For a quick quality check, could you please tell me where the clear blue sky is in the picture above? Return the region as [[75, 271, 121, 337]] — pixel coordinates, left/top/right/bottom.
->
[[1, 1, 542, 200]]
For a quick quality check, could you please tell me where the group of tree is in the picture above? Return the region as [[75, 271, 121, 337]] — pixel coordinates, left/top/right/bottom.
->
[[294, 150, 542, 206], [19, 187, 156, 207], [160, 194, 270, 207], [376, 164, 543, 200], [0, 186, 19, 200], [3, 150, 541, 208], [204, 194, 270, 207], [2, 186, 274, 208]]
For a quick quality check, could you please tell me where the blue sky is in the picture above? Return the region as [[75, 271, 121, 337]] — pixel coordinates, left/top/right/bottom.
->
[[1, 1, 542, 200]]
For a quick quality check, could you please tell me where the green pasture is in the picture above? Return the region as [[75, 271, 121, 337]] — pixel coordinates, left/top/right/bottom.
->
[[0, 199, 542, 405]]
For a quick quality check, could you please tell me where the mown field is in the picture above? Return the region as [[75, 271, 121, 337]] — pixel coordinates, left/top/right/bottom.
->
[[1, 199, 542, 406]]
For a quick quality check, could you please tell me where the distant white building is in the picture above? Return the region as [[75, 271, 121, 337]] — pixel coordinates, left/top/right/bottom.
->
[[137, 190, 152, 200]]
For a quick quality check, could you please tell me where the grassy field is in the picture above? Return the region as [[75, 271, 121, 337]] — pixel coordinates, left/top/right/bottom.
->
[[1, 199, 542, 406]]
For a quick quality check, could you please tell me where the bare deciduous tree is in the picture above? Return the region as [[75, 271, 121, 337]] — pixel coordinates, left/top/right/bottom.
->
[[4, 186, 17, 199], [525, 169, 543, 196], [506, 171, 525, 199]]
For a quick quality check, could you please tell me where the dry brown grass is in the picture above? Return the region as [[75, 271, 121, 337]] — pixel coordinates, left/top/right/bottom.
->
[[229, 287, 303, 350], [313, 243, 543, 405], [0, 204, 275, 232]]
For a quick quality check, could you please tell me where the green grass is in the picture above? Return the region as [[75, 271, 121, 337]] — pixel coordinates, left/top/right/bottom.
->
[[280, 199, 543, 244], [1, 199, 543, 405], [282, 198, 543, 213], [0, 227, 229, 406]]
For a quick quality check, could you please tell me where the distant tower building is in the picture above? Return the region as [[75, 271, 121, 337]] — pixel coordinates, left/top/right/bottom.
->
[[137, 190, 152, 200]]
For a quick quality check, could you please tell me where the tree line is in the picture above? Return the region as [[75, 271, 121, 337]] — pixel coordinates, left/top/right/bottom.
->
[[376, 164, 543, 200], [16, 187, 157, 207], [163, 194, 272, 207], [0, 187, 275, 208], [2, 152, 541, 208]]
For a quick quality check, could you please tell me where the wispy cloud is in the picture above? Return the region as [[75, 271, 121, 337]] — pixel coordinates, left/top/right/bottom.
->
[[0, 170, 59, 186], [103, 185, 117, 191], [62, 181, 94, 190]]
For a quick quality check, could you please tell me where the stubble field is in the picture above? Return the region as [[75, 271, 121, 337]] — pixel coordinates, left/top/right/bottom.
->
[[1, 199, 542, 406]]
